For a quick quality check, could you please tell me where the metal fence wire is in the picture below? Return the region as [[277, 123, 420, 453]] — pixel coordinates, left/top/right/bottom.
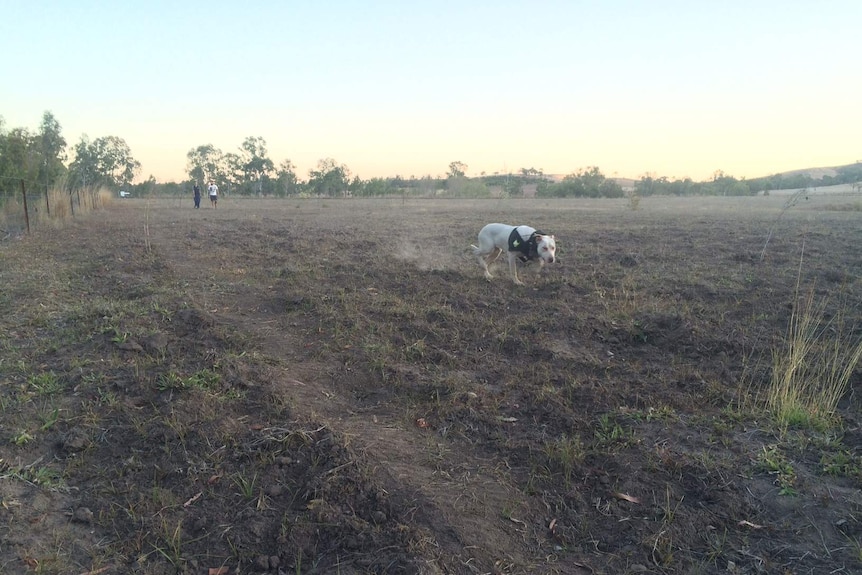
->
[[0, 180, 102, 238]]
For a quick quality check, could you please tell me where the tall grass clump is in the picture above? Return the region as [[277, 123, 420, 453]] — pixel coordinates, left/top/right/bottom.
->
[[42, 177, 113, 225], [766, 282, 862, 431]]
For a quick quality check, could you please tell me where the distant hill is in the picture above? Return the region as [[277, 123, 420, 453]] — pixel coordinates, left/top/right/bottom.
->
[[767, 162, 861, 180], [523, 162, 860, 193]]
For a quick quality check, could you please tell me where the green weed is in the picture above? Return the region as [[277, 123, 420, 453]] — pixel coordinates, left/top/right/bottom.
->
[[26, 371, 64, 396], [755, 445, 797, 496], [543, 434, 584, 486]]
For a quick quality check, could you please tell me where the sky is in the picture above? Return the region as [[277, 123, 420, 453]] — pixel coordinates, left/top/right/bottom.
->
[[3, 0, 860, 183]]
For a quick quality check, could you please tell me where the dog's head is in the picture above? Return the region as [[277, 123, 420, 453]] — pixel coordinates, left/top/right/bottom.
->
[[536, 234, 556, 264]]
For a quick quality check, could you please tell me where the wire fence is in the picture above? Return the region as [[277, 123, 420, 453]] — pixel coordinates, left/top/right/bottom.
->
[[0, 179, 108, 239]]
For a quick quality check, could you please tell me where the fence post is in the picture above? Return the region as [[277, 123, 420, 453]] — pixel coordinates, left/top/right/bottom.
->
[[21, 180, 30, 234], [45, 185, 50, 216], [69, 189, 75, 216]]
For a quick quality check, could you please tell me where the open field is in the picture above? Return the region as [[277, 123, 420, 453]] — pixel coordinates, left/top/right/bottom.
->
[[1, 195, 862, 574]]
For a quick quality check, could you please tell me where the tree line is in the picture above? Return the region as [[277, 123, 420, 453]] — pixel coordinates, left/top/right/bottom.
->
[[0, 112, 140, 196], [3, 111, 860, 200], [635, 165, 862, 197]]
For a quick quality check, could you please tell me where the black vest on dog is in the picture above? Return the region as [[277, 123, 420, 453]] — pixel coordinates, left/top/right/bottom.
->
[[508, 227, 544, 262]]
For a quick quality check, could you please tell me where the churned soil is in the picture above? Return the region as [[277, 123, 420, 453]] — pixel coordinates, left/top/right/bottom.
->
[[1, 195, 861, 574]]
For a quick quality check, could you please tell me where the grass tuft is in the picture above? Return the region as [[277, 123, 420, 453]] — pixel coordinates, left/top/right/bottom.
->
[[766, 284, 862, 431]]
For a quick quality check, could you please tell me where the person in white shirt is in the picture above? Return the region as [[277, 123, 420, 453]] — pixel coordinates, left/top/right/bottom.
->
[[207, 181, 218, 208]]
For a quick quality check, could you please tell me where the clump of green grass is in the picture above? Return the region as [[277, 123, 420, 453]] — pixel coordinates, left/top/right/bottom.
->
[[542, 434, 585, 487], [766, 285, 862, 431], [755, 444, 797, 495]]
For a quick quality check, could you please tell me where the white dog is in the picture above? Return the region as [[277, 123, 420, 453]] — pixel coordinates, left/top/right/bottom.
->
[[471, 223, 556, 285]]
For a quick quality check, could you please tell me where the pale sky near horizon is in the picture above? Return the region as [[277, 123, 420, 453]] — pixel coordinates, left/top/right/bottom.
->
[[3, 1, 860, 183]]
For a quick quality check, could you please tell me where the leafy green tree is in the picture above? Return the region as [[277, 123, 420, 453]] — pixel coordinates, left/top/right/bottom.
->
[[275, 159, 299, 197], [708, 170, 751, 196], [0, 112, 67, 195], [358, 177, 397, 196], [68, 135, 98, 188], [519, 167, 543, 178], [308, 158, 350, 196], [447, 176, 490, 198], [36, 111, 67, 189], [537, 166, 622, 198], [69, 135, 140, 188], [186, 144, 223, 186], [222, 152, 243, 194], [448, 161, 468, 178], [0, 126, 39, 194], [238, 136, 275, 195]]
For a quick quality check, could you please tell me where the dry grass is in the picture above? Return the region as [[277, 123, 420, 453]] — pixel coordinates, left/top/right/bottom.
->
[[0, 178, 113, 235], [2, 196, 862, 574], [766, 284, 862, 430]]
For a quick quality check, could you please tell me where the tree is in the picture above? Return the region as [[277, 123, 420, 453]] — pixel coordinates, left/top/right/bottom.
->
[[308, 158, 351, 196], [537, 166, 622, 198], [69, 135, 98, 188], [94, 136, 140, 187], [275, 159, 299, 197], [0, 127, 38, 194], [448, 161, 468, 178], [69, 135, 140, 188], [238, 136, 275, 195], [186, 144, 224, 185], [0, 112, 68, 195], [36, 111, 67, 189], [519, 167, 544, 179]]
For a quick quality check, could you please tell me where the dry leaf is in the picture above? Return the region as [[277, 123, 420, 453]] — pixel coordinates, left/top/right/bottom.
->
[[737, 520, 764, 529], [613, 492, 641, 504], [183, 492, 203, 507]]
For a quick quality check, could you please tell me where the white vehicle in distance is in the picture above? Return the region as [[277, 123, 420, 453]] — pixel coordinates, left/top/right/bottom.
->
[[119, 190, 131, 198]]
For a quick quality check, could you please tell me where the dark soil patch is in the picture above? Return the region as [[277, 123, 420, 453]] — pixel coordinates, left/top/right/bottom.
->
[[1, 196, 861, 574]]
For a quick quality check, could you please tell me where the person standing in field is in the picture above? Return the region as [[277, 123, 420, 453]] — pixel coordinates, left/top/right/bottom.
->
[[193, 182, 201, 209], [207, 181, 218, 208]]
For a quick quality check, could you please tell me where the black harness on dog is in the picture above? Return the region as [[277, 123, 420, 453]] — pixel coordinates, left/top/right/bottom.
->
[[508, 227, 545, 262]]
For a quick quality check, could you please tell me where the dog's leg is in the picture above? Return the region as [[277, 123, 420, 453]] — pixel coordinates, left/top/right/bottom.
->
[[508, 252, 524, 285], [475, 247, 501, 280], [535, 259, 548, 281]]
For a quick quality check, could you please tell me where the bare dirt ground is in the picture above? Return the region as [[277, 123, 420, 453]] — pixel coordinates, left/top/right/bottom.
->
[[1, 195, 862, 574]]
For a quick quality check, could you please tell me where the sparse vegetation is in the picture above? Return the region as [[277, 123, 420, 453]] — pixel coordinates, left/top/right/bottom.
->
[[1, 196, 861, 574], [765, 267, 862, 431]]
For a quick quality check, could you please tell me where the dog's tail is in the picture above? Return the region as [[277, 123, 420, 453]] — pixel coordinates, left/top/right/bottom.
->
[[470, 244, 481, 256]]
